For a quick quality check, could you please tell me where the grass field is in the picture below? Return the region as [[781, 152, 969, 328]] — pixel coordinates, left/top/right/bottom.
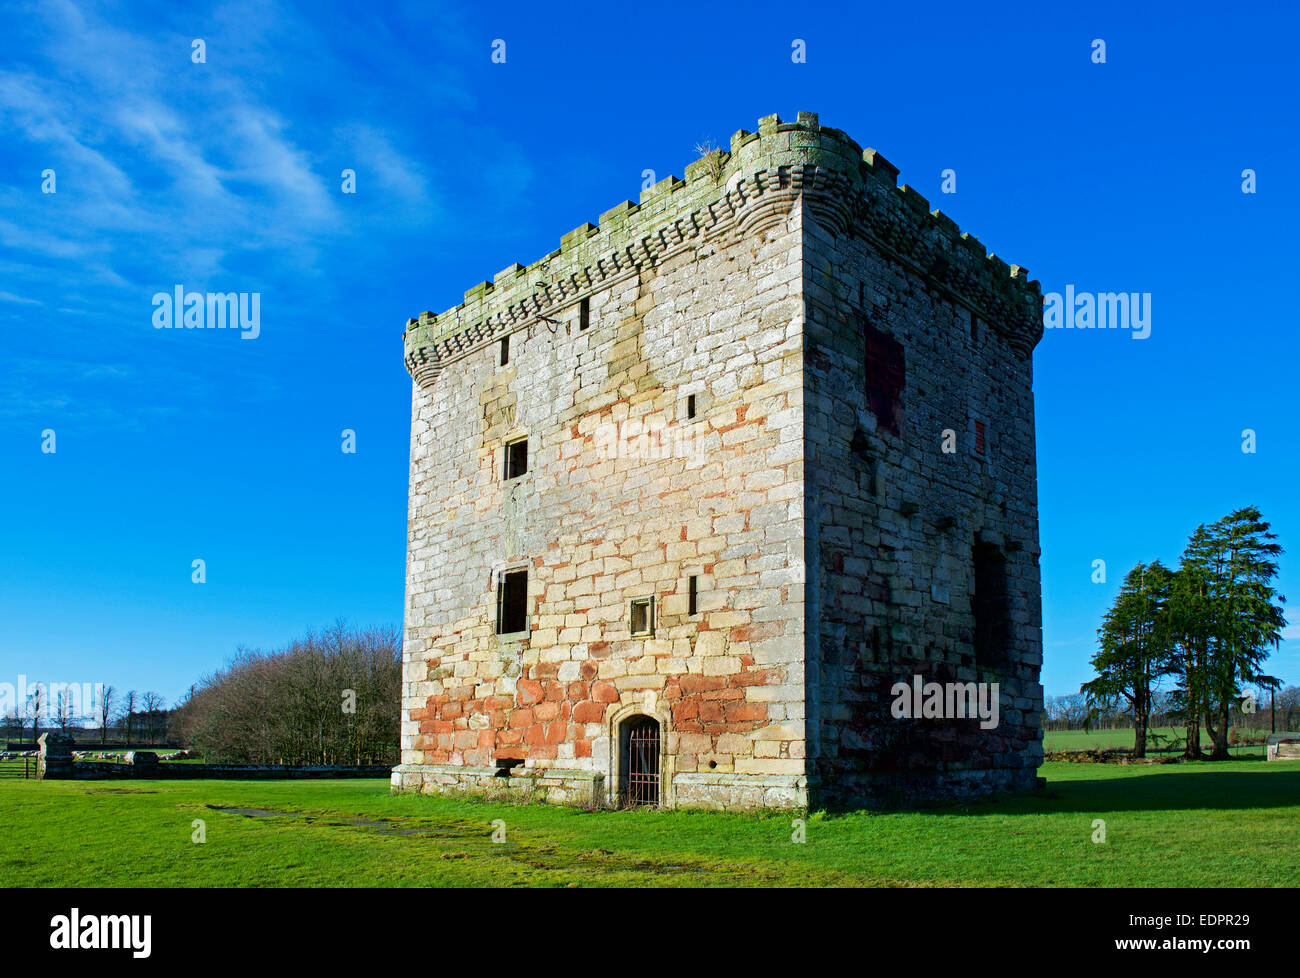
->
[[1043, 726, 1267, 754], [2, 758, 1298, 887]]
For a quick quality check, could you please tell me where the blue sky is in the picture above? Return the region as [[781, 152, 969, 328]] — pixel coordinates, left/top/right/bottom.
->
[[1, 0, 1296, 710]]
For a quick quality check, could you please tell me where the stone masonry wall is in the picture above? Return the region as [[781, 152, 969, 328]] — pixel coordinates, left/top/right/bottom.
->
[[800, 154, 1044, 808], [397, 136, 812, 809]]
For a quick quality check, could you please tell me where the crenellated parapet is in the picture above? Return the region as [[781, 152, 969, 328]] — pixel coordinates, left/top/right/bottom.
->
[[404, 111, 1043, 386]]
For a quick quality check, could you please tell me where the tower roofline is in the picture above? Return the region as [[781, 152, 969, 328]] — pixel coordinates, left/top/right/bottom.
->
[[404, 112, 1043, 387]]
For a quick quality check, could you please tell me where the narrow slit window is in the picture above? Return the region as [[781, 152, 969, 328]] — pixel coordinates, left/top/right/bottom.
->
[[974, 420, 986, 457], [496, 569, 528, 635], [579, 297, 590, 331], [972, 543, 1009, 668], [686, 394, 696, 420], [504, 438, 528, 480], [687, 576, 698, 616], [630, 596, 654, 636], [500, 335, 509, 366]]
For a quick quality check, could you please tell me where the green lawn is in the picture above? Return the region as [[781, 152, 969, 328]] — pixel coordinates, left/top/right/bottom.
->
[[2, 759, 1297, 887], [1045, 726, 1266, 754]]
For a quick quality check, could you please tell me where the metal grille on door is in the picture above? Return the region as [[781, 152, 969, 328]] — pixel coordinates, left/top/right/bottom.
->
[[624, 717, 660, 806]]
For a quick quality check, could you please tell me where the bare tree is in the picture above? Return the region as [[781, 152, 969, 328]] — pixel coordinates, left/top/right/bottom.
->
[[121, 690, 139, 744], [171, 623, 401, 765], [97, 685, 116, 746], [26, 685, 45, 745], [141, 691, 166, 745], [56, 687, 74, 734], [4, 706, 24, 745]]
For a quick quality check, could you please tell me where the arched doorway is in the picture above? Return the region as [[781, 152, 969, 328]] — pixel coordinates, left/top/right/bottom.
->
[[620, 715, 661, 806]]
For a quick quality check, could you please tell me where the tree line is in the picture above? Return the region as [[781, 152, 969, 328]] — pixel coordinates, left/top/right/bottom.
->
[[169, 622, 401, 765], [2, 686, 171, 746], [1080, 506, 1287, 759]]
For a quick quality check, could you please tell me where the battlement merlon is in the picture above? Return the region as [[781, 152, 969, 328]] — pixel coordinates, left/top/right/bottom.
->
[[404, 111, 1044, 387]]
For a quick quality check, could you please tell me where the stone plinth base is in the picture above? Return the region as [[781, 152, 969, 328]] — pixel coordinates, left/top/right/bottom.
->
[[391, 763, 605, 807], [672, 773, 808, 811]]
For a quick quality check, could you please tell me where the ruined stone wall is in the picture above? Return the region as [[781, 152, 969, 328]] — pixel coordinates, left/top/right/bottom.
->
[[397, 137, 811, 809], [800, 171, 1045, 808]]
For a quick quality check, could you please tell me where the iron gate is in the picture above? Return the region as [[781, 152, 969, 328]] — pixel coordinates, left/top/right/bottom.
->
[[623, 716, 660, 806]]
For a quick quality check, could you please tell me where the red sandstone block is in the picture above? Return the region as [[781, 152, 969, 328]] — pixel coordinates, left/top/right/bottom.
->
[[573, 701, 606, 723], [545, 684, 566, 702], [699, 702, 724, 722], [679, 675, 726, 694], [477, 730, 495, 749], [545, 721, 566, 744], [575, 740, 592, 758], [534, 702, 560, 721], [530, 745, 558, 760], [516, 679, 544, 706], [431, 720, 454, 734], [566, 682, 589, 699], [590, 641, 612, 659], [580, 662, 598, 680], [674, 701, 699, 721], [498, 729, 522, 746], [534, 663, 560, 680], [726, 704, 767, 722], [591, 681, 620, 703], [485, 696, 514, 710], [524, 724, 546, 745], [509, 709, 534, 728]]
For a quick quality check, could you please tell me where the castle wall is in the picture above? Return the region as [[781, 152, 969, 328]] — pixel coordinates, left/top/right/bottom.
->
[[396, 111, 1045, 811], [801, 198, 1045, 808], [395, 184, 810, 810]]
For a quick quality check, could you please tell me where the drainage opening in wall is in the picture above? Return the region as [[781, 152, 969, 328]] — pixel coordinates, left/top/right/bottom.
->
[[620, 715, 660, 806], [495, 758, 525, 778]]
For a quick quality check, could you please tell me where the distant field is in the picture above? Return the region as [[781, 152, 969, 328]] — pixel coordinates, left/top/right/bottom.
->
[[2, 758, 1299, 887], [1045, 727, 1266, 754]]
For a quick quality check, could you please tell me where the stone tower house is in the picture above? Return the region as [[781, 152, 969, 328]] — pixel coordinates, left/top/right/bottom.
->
[[393, 112, 1044, 810]]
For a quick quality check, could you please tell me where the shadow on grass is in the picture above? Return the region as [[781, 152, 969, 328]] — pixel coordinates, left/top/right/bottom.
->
[[910, 758, 1300, 819]]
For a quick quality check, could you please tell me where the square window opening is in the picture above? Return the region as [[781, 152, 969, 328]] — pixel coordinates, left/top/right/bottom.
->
[[496, 569, 528, 635], [630, 596, 654, 637], [504, 438, 528, 480]]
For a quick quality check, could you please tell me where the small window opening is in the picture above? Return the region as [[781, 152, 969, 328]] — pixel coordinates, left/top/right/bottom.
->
[[504, 438, 528, 480], [579, 297, 590, 330], [972, 542, 1009, 669], [630, 596, 654, 636], [970, 313, 979, 343], [688, 575, 698, 616], [686, 394, 696, 420], [974, 420, 986, 457], [496, 569, 528, 635], [500, 335, 509, 366]]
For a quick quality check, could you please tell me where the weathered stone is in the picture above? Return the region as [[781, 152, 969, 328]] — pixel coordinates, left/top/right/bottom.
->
[[396, 112, 1043, 810]]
